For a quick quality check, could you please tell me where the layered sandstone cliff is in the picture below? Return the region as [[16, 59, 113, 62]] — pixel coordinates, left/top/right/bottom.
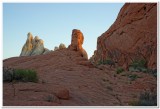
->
[[91, 3, 157, 69], [20, 33, 51, 56]]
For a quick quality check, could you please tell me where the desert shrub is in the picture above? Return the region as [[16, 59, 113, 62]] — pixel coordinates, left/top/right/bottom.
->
[[14, 69, 38, 82], [129, 90, 157, 106], [129, 59, 147, 72], [3, 68, 38, 83], [97, 58, 115, 66], [3, 72, 13, 82], [103, 59, 115, 65], [116, 67, 124, 74], [45, 94, 60, 103], [128, 74, 138, 81], [129, 59, 157, 78], [130, 59, 147, 68], [97, 60, 103, 65], [45, 95, 54, 102], [147, 68, 157, 78], [3, 67, 14, 82]]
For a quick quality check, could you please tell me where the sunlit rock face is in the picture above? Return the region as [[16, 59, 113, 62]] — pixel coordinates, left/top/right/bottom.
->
[[20, 32, 50, 56], [91, 3, 157, 69], [68, 29, 88, 60], [20, 32, 34, 56]]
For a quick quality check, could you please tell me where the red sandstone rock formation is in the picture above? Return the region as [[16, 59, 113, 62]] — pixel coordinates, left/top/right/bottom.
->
[[91, 3, 157, 69], [68, 29, 88, 60], [3, 3, 157, 106]]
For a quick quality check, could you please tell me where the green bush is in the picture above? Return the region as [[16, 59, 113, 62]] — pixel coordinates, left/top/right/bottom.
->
[[97, 60, 103, 65], [128, 74, 138, 81], [14, 69, 38, 82], [3, 67, 38, 83], [129, 59, 147, 72], [116, 67, 124, 74], [129, 90, 157, 106], [129, 59, 157, 78], [147, 68, 157, 78], [103, 59, 114, 65], [97, 58, 115, 66], [130, 59, 147, 68]]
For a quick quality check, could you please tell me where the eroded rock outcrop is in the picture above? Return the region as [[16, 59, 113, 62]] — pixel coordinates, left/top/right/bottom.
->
[[68, 29, 88, 60], [20, 33, 51, 56], [53, 43, 66, 51], [59, 43, 66, 50], [91, 3, 157, 69]]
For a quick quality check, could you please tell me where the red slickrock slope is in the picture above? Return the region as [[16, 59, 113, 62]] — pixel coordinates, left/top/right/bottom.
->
[[3, 48, 156, 106]]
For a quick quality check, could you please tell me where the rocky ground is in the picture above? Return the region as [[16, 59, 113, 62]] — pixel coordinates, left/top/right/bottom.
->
[[3, 48, 157, 106]]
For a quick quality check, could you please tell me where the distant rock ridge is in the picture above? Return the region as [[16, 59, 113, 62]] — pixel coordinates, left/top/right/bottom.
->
[[20, 32, 51, 56], [68, 29, 88, 60], [90, 3, 157, 69], [20, 30, 88, 59]]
